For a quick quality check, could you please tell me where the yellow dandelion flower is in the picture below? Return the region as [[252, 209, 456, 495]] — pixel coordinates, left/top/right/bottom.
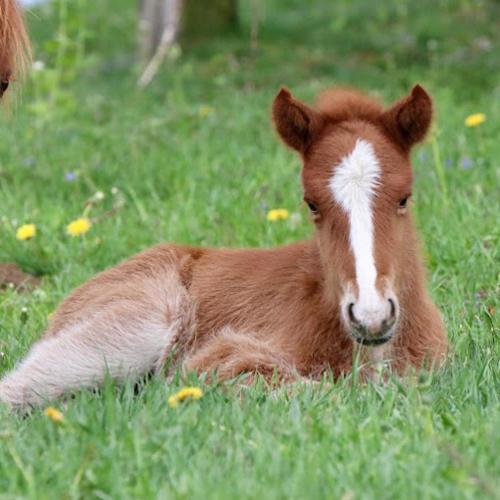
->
[[16, 223, 36, 241], [267, 209, 289, 221], [168, 387, 203, 408], [66, 217, 91, 237], [44, 407, 64, 423], [198, 105, 215, 118], [464, 113, 486, 127]]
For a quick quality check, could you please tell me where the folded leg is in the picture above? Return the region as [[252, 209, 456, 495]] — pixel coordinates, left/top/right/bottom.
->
[[0, 265, 194, 410], [184, 327, 300, 384]]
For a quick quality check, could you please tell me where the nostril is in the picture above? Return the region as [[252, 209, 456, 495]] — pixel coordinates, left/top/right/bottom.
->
[[388, 298, 396, 319], [348, 303, 359, 324]]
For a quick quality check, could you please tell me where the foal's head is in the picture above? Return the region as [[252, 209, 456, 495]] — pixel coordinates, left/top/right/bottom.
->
[[0, 0, 30, 99], [273, 85, 433, 346]]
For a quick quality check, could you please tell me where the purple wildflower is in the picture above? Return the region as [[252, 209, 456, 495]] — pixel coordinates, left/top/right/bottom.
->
[[460, 157, 473, 170]]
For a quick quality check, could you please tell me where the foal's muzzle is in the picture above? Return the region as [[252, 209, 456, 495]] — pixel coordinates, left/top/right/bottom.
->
[[345, 297, 398, 346]]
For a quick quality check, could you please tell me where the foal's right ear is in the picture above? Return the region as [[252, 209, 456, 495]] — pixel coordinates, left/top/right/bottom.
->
[[272, 88, 323, 153]]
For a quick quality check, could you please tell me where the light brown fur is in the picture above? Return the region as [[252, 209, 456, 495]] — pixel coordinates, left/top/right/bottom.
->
[[0, 0, 30, 98], [0, 85, 447, 409]]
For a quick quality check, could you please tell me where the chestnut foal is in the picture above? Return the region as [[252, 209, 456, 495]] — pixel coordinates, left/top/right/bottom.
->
[[0, 85, 447, 409]]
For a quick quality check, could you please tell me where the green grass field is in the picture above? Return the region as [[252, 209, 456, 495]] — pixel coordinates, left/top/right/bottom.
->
[[0, 0, 499, 498]]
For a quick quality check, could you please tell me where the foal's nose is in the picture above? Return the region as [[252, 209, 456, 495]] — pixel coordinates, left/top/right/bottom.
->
[[347, 298, 397, 340]]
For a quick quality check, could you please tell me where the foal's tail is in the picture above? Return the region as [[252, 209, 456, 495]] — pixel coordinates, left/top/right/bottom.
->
[[0, 0, 31, 98]]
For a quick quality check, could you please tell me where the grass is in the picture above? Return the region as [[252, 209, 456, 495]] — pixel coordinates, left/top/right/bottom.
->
[[0, 0, 499, 498]]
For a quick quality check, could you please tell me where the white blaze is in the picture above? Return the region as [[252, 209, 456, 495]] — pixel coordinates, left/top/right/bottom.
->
[[329, 139, 386, 322]]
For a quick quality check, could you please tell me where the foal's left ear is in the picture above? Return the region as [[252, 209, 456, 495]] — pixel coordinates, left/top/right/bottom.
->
[[381, 84, 433, 150], [272, 87, 323, 154]]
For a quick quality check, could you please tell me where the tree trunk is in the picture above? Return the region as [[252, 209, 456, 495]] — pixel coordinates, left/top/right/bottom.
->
[[137, 0, 238, 87], [180, 0, 238, 43], [138, 0, 238, 60], [138, 0, 182, 64]]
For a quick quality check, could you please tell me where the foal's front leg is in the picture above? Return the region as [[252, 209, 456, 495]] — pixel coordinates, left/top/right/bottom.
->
[[184, 327, 301, 384]]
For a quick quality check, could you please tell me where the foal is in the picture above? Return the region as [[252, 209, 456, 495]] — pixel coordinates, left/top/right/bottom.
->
[[0, 85, 447, 409]]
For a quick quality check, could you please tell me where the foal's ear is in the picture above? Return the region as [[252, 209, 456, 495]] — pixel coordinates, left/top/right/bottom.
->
[[381, 84, 433, 150], [272, 87, 323, 153]]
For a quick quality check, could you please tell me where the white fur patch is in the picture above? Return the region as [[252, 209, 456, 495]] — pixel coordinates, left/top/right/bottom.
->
[[329, 139, 388, 325], [0, 269, 193, 409]]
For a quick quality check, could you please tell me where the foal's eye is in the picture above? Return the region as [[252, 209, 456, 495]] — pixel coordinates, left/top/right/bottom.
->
[[304, 199, 320, 220], [306, 201, 319, 214], [397, 196, 410, 215]]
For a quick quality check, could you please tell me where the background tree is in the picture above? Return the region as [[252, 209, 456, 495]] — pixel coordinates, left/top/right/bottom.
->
[[138, 0, 238, 87]]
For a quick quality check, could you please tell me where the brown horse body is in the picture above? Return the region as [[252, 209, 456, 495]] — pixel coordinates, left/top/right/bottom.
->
[[0, 2, 447, 410]]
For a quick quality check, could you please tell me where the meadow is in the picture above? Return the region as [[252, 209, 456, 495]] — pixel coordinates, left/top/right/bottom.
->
[[0, 0, 498, 498]]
